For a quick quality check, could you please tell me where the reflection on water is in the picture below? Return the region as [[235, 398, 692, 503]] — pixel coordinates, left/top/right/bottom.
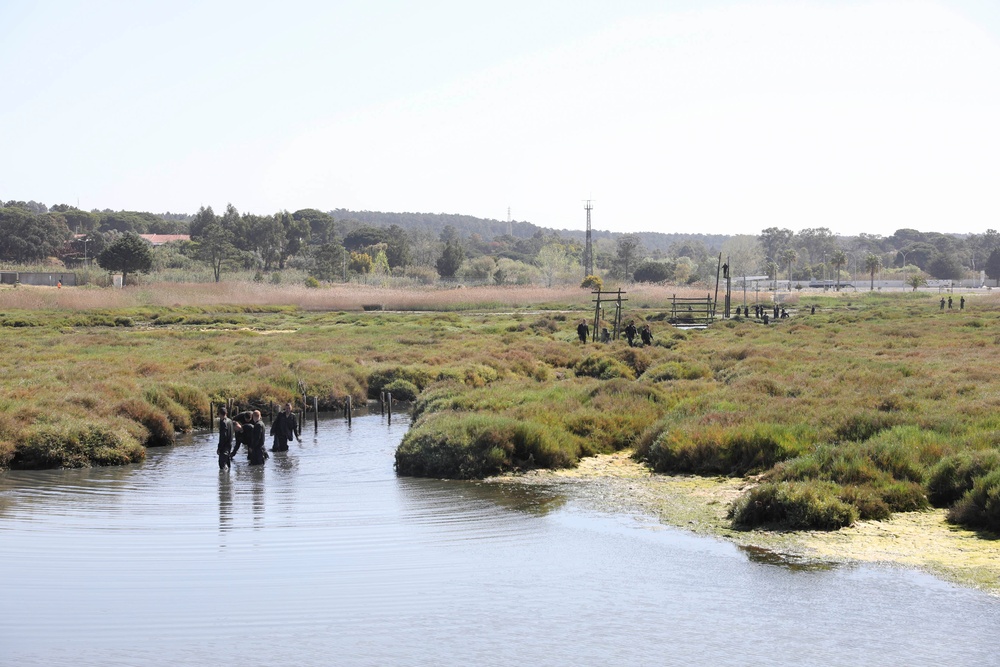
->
[[1, 413, 999, 667], [738, 544, 836, 572], [217, 473, 232, 534]]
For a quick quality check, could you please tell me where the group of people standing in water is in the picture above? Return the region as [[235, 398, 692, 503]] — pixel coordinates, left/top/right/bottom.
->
[[216, 402, 301, 470]]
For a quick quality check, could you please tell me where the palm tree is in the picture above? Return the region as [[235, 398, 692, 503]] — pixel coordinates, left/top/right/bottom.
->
[[830, 249, 848, 290], [864, 253, 882, 291], [778, 248, 797, 291]]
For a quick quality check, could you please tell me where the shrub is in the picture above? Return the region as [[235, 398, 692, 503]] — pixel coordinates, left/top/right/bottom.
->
[[642, 361, 711, 381], [729, 481, 858, 530], [116, 399, 175, 446], [927, 449, 1000, 506], [367, 366, 434, 398], [581, 275, 603, 289], [768, 441, 930, 518], [646, 423, 809, 475], [145, 387, 193, 432], [833, 411, 899, 442], [11, 422, 144, 469], [947, 468, 1000, 532], [304, 276, 320, 288], [574, 354, 635, 380], [395, 411, 579, 479], [382, 379, 419, 401], [165, 383, 211, 428]]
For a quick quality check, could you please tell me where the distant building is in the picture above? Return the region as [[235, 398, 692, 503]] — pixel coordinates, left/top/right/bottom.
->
[[138, 234, 189, 246]]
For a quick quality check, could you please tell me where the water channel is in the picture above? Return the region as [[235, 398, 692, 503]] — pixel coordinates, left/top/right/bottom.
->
[[1, 414, 997, 666]]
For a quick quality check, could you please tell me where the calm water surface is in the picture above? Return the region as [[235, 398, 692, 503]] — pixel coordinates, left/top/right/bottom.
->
[[1, 414, 997, 666]]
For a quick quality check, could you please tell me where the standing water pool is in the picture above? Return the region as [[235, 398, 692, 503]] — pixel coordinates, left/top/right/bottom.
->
[[1, 414, 997, 666]]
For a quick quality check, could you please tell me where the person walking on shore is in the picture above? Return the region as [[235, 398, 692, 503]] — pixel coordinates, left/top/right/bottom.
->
[[270, 402, 301, 452], [624, 320, 637, 346]]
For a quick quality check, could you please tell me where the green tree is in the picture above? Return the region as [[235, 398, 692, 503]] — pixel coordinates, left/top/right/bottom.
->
[[461, 256, 496, 283], [633, 259, 673, 283], [384, 224, 411, 268], [97, 233, 153, 287], [279, 209, 310, 268], [864, 253, 882, 291], [985, 248, 1000, 286], [759, 227, 794, 260], [830, 249, 848, 289], [372, 248, 391, 276], [0, 207, 71, 262], [778, 248, 797, 290], [436, 237, 465, 279], [244, 212, 285, 270], [615, 233, 643, 281], [536, 243, 572, 287], [189, 206, 218, 239], [907, 272, 928, 291], [294, 209, 336, 245], [928, 252, 964, 281], [797, 228, 838, 266], [311, 243, 347, 282], [343, 226, 390, 251], [348, 251, 373, 275], [194, 220, 238, 282]]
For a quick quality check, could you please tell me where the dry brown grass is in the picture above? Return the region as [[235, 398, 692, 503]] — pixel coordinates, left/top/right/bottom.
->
[[0, 281, 715, 312]]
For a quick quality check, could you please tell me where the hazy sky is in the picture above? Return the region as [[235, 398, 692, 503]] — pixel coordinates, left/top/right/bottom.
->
[[3, 0, 1000, 237]]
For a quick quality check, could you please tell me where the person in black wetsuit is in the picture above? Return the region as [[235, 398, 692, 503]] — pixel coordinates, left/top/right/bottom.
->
[[231, 410, 253, 462], [270, 402, 301, 452], [247, 410, 268, 465], [640, 324, 653, 346], [577, 320, 589, 343], [624, 320, 637, 346], [217, 407, 235, 470]]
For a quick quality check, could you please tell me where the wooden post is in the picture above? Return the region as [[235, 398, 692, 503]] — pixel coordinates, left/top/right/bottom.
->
[[380, 391, 385, 416], [387, 391, 392, 422], [209, 401, 214, 430], [346, 395, 352, 426], [592, 291, 602, 342], [313, 396, 319, 430]]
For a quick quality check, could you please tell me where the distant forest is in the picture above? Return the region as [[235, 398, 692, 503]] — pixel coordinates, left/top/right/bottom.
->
[[1, 198, 998, 287], [328, 208, 730, 255]]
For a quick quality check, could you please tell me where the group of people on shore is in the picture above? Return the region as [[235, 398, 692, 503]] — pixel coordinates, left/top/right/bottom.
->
[[576, 319, 653, 346], [216, 402, 301, 470], [734, 304, 789, 322], [940, 296, 965, 310]]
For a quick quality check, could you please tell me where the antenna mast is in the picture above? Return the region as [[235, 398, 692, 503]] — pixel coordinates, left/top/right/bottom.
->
[[583, 200, 593, 278], [507, 206, 512, 237]]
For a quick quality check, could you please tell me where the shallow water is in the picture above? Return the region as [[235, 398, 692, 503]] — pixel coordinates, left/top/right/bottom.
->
[[1, 414, 997, 667]]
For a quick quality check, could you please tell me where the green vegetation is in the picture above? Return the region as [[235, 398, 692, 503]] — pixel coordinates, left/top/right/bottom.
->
[[2, 285, 1000, 540]]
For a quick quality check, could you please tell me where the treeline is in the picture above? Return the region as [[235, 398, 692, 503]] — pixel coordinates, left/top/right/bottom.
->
[[2, 199, 997, 286]]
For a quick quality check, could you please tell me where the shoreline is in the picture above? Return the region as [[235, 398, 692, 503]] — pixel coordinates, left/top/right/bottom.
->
[[489, 451, 1000, 595]]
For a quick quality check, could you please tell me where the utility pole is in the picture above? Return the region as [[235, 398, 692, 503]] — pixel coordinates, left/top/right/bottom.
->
[[584, 200, 593, 279], [507, 207, 512, 237]]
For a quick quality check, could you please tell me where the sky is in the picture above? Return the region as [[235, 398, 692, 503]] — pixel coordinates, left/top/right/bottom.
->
[[3, 0, 1000, 237]]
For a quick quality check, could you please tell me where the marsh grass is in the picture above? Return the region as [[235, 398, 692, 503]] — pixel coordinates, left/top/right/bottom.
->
[[5, 284, 1000, 536]]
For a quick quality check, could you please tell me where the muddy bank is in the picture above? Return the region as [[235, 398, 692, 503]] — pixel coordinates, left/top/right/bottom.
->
[[488, 451, 1000, 595]]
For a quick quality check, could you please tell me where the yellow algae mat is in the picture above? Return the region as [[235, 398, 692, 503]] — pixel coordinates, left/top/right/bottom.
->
[[494, 451, 1000, 594]]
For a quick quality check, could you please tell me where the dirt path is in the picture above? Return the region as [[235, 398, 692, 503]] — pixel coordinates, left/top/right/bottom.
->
[[490, 451, 1000, 594]]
